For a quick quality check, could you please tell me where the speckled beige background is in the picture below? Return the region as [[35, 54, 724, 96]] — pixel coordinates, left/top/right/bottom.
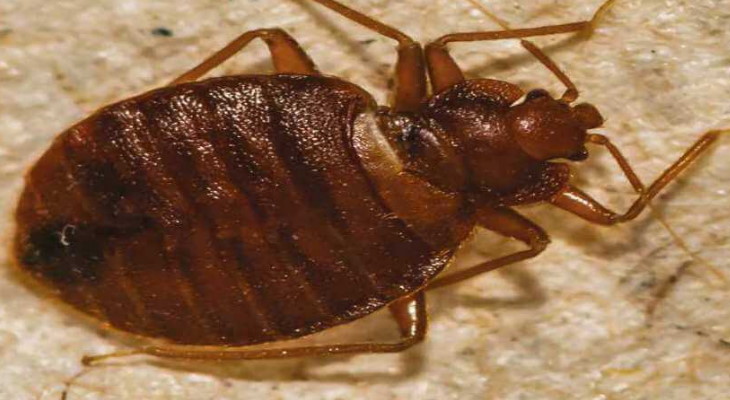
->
[[1, 0, 729, 399]]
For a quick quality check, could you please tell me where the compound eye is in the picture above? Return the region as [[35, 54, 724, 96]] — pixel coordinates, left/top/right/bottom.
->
[[573, 103, 604, 129], [525, 89, 551, 101]]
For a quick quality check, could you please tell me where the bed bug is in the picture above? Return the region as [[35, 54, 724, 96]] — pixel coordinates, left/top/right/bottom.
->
[[11, 0, 727, 365]]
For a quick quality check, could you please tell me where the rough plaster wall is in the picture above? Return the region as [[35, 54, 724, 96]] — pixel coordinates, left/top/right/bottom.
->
[[1, 0, 729, 399]]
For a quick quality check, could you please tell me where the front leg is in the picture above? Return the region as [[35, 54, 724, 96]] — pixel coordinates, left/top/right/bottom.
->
[[551, 130, 726, 225], [424, 0, 618, 99]]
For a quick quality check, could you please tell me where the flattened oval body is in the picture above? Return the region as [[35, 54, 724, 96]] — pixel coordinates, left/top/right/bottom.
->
[[13, 74, 474, 346]]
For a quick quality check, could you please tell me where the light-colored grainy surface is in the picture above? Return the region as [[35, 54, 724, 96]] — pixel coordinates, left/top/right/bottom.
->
[[1, 0, 729, 398]]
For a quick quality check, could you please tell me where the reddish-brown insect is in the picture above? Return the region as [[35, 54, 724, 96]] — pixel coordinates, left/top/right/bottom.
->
[[12, 0, 727, 365]]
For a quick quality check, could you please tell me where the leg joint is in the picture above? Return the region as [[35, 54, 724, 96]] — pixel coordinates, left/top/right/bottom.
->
[[391, 331, 425, 352], [254, 28, 294, 43], [397, 39, 421, 50], [530, 236, 550, 253], [257, 27, 290, 37]]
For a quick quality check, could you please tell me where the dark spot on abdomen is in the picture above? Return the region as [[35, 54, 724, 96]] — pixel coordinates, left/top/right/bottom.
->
[[21, 222, 106, 284], [20, 218, 151, 285]]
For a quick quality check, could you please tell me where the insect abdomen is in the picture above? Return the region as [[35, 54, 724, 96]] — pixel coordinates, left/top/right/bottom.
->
[[14, 75, 456, 345]]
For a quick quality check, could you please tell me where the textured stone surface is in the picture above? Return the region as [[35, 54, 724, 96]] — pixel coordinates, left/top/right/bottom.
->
[[1, 0, 729, 399]]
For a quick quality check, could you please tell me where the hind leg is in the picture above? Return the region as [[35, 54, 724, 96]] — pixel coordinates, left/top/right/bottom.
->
[[82, 291, 426, 365], [171, 28, 319, 85]]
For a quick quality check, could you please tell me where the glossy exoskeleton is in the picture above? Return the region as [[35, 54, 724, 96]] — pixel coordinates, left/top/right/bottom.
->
[[12, 0, 725, 364]]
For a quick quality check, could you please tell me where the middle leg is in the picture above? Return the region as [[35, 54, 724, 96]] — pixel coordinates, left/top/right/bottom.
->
[[428, 207, 549, 291], [307, 0, 426, 112]]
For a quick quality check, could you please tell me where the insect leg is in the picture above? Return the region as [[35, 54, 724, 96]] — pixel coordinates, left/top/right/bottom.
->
[[549, 130, 728, 225], [425, 0, 617, 101], [171, 28, 319, 85], [427, 207, 549, 291], [307, 0, 426, 112], [81, 292, 426, 364]]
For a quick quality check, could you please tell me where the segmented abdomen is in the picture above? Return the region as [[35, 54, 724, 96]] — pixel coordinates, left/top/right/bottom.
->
[[14, 75, 455, 345]]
